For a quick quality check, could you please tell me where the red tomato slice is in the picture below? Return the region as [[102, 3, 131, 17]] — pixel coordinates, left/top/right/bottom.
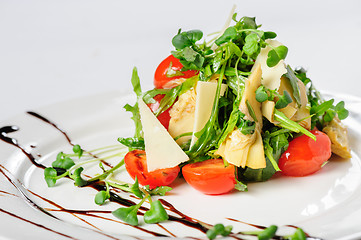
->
[[154, 55, 197, 89], [278, 130, 332, 177], [147, 94, 171, 130], [182, 159, 236, 195], [124, 150, 180, 189]]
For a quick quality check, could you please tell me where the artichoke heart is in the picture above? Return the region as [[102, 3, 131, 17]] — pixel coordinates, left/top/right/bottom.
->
[[216, 64, 266, 169], [262, 76, 311, 130], [323, 116, 352, 159]]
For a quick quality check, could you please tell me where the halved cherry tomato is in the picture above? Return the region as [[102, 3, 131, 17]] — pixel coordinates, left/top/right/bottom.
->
[[147, 94, 171, 130], [182, 159, 236, 195], [124, 150, 180, 189], [154, 55, 197, 89], [278, 130, 332, 177]]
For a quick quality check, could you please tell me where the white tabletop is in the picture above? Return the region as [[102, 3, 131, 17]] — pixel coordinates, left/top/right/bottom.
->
[[1, 0, 360, 122]]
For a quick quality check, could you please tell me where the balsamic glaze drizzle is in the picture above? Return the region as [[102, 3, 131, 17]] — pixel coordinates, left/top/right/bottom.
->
[[0, 208, 77, 240], [0, 126, 46, 169], [27, 111, 73, 145], [0, 111, 321, 239]]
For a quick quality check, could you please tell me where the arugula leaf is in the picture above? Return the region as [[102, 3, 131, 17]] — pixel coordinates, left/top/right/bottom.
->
[[237, 116, 255, 135], [131, 67, 142, 97], [142, 89, 168, 104], [234, 179, 248, 192], [153, 75, 197, 117], [145, 185, 173, 196], [284, 65, 301, 106], [118, 137, 145, 150], [310, 99, 334, 116], [274, 109, 315, 140]]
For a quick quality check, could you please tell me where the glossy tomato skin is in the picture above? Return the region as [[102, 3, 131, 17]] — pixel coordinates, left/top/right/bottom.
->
[[147, 94, 171, 130], [182, 159, 236, 195], [278, 130, 332, 177], [154, 55, 197, 89], [124, 150, 180, 189]]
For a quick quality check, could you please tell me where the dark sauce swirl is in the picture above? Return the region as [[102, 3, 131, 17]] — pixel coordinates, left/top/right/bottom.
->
[[0, 111, 322, 239]]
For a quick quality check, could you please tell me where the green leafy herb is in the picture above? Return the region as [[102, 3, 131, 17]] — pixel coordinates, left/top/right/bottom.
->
[[72, 144, 83, 158], [335, 101, 349, 120], [284, 65, 301, 106], [145, 186, 173, 196], [215, 26, 238, 46], [288, 228, 307, 240], [243, 33, 260, 56], [258, 225, 278, 240], [275, 90, 293, 109], [130, 177, 144, 199], [144, 200, 169, 224], [266, 45, 288, 67], [52, 153, 75, 170], [274, 109, 315, 141], [234, 179, 248, 192], [206, 223, 233, 240], [44, 167, 58, 187], [294, 68, 348, 129], [172, 29, 203, 50], [95, 190, 110, 205], [70, 167, 88, 187], [255, 86, 268, 103], [118, 137, 145, 150], [131, 67, 142, 97], [112, 205, 140, 226], [246, 100, 258, 122]]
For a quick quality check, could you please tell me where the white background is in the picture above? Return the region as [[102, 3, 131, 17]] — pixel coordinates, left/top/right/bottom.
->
[[1, 0, 360, 121]]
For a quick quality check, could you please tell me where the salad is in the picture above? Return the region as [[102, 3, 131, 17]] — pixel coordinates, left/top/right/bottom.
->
[[44, 12, 351, 239]]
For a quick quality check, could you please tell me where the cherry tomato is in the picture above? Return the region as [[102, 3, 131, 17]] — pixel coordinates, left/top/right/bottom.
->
[[124, 150, 180, 189], [147, 94, 171, 130], [278, 130, 332, 177], [154, 55, 197, 89], [182, 159, 236, 195]]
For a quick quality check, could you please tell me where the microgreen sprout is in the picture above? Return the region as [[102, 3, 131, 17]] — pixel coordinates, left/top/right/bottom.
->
[[72, 144, 83, 158], [206, 223, 233, 240], [112, 193, 169, 226], [294, 67, 349, 129], [255, 86, 293, 109]]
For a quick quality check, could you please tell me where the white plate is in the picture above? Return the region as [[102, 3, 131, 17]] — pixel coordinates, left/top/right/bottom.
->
[[0, 91, 361, 240]]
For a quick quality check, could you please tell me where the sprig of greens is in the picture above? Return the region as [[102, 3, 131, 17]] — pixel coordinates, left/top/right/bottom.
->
[[294, 67, 349, 129], [44, 144, 172, 227], [255, 85, 293, 109], [206, 223, 307, 240], [112, 195, 169, 226]]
